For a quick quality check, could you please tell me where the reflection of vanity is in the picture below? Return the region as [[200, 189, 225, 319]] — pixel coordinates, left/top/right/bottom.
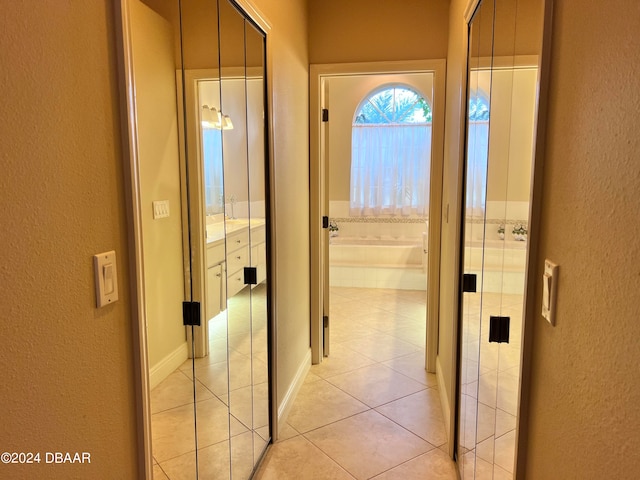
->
[[205, 219, 266, 321], [225, 219, 267, 297]]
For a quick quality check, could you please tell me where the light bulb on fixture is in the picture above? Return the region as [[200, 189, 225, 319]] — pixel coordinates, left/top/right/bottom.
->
[[201, 105, 222, 128], [221, 114, 234, 130]]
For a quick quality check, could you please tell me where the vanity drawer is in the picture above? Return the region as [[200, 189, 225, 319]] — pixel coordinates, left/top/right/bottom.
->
[[251, 225, 266, 245], [226, 269, 247, 298], [226, 245, 249, 275], [206, 242, 225, 268], [226, 229, 249, 250]]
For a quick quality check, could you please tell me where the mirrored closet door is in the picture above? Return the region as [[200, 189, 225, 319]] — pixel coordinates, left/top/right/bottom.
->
[[120, 0, 271, 478], [457, 0, 545, 477]]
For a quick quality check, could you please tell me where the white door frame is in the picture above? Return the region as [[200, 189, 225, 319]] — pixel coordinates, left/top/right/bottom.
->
[[309, 59, 446, 370]]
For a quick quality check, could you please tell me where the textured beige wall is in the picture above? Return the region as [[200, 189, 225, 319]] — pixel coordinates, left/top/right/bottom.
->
[[0, 1, 138, 479], [524, 0, 640, 476], [251, 0, 311, 410], [130, 0, 187, 369], [308, 0, 450, 64]]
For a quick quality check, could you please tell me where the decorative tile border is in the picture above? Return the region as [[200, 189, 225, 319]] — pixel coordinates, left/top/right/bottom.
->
[[470, 217, 528, 226], [331, 216, 428, 224], [331, 216, 528, 226]]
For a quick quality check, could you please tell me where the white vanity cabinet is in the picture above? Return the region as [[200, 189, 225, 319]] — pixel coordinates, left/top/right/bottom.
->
[[250, 223, 267, 287], [206, 240, 225, 320], [226, 228, 250, 298]]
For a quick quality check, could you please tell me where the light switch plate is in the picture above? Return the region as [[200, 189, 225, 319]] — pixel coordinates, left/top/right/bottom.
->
[[94, 250, 119, 307], [542, 259, 558, 325], [153, 200, 170, 219]]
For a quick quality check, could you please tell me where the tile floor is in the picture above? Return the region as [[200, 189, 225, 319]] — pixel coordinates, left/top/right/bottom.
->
[[458, 291, 522, 479], [150, 286, 270, 480], [255, 287, 458, 480]]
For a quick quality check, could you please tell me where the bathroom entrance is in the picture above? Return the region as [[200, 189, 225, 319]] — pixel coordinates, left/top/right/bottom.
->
[[310, 60, 446, 376]]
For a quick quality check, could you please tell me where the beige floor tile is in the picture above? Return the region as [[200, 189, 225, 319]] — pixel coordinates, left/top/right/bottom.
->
[[151, 397, 246, 463], [254, 436, 355, 480], [159, 442, 230, 480], [376, 388, 448, 447], [344, 332, 421, 362], [371, 448, 457, 479], [330, 318, 376, 344], [326, 363, 426, 408], [152, 464, 170, 480], [305, 410, 432, 480], [389, 325, 427, 348], [494, 429, 515, 473], [310, 342, 376, 379], [349, 309, 418, 333], [151, 371, 214, 414], [276, 422, 300, 442], [286, 379, 368, 433], [382, 351, 438, 387], [189, 362, 229, 398], [230, 431, 255, 480], [495, 408, 516, 438], [303, 371, 323, 384]]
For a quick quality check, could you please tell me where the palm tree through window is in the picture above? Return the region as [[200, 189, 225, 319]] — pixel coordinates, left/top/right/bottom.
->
[[350, 85, 432, 216]]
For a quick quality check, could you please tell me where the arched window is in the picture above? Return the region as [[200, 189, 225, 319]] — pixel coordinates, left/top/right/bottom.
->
[[350, 85, 432, 216], [466, 93, 490, 213]]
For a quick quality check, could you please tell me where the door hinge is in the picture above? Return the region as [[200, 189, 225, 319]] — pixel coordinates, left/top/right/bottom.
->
[[489, 316, 510, 343], [323, 315, 329, 328], [322, 108, 329, 122], [322, 216, 329, 229], [462, 273, 477, 293], [182, 301, 201, 326], [244, 267, 257, 285]]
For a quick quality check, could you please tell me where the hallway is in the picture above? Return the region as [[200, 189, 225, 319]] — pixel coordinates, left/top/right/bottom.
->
[[255, 287, 457, 479]]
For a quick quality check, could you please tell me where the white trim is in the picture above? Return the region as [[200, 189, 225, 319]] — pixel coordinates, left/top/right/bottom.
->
[[148, 342, 189, 390], [436, 357, 451, 449], [464, 0, 482, 23], [276, 348, 311, 436], [114, 0, 152, 477]]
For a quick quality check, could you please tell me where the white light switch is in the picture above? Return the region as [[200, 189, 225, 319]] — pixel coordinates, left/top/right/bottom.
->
[[153, 200, 170, 219], [94, 250, 119, 307], [542, 259, 558, 325]]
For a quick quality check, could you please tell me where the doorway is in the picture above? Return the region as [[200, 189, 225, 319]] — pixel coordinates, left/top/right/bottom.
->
[[310, 60, 446, 374]]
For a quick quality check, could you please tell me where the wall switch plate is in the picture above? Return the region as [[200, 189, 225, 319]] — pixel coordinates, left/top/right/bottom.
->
[[153, 200, 170, 219], [94, 250, 119, 307], [542, 259, 558, 325]]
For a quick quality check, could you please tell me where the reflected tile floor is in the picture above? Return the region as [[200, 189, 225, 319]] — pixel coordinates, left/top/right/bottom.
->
[[151, 286, 269, 480], [256, 287, 457, 480]]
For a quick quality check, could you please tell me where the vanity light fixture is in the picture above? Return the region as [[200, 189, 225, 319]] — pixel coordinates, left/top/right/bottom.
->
[[201, 105, 222, 128], [221, 114, 234, 130]]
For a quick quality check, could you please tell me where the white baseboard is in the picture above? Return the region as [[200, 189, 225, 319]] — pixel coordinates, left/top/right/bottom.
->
[[277, 348, 311, 437], [149, 342, 189, 390], [436, 357, 452, 450]]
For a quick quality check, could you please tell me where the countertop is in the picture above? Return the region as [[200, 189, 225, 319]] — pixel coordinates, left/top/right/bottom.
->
[[206, 218, 266, 245]]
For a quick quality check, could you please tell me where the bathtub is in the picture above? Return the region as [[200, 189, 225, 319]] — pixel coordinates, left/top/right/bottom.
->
[[329, 236, 426, 290], [463, 239, 527, 294], [329, 236, 527, 293]]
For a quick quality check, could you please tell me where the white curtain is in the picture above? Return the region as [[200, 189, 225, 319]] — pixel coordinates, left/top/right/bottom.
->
[[350, 124, 432, 216], [466, 121, 489, 216]]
